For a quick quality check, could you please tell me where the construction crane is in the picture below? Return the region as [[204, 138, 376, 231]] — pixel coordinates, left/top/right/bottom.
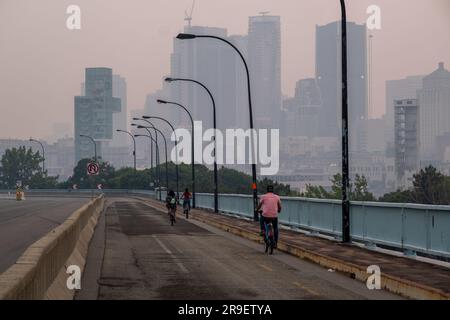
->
[[185, 0, 196, 27]]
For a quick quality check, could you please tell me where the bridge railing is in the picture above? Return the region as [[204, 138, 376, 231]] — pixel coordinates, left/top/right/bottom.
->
[[2, 189, 448, 259], [191, 192, 450, 260]]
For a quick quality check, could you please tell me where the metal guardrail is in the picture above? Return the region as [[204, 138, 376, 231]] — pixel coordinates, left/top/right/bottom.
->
[[195, 193, 450, 260], [2, 189, 449, 259]]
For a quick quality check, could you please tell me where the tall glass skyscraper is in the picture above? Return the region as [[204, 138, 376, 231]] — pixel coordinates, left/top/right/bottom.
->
[[248, 15, 282, 130], [74, 68, 121, 162], [315, 21, 368, 152]]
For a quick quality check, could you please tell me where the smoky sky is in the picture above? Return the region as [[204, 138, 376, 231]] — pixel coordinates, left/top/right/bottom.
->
[[0, 0, 449, 140]]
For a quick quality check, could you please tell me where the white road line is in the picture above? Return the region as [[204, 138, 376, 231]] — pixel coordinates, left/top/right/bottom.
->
[[153, 235, 189, 273]]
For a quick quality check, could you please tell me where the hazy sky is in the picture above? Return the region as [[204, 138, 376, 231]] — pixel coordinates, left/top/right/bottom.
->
[[0, 0, 449, 140]]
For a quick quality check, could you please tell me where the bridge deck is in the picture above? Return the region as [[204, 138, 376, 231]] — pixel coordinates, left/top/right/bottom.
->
[[143, 197, 450, 299]]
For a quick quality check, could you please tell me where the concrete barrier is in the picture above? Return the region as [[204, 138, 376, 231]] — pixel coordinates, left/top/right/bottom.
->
[[0, 195, 105, 300]]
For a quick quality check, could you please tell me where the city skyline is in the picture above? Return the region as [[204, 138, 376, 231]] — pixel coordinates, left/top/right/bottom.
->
[[1, 0, 449, 139]]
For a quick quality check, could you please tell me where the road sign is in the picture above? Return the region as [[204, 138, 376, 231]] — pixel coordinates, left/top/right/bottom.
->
[[87, 162, 100, 176], [97, 184, 103, 190]]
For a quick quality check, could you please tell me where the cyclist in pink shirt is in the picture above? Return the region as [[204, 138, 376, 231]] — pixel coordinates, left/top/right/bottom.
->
[[256, 185, 282, 247]]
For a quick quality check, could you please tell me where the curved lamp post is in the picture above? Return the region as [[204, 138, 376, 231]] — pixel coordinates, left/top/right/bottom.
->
[[164, 78, 217, 211], [116, 130, 137, 171], [137, 125, 169, 193], [79, 134, 97, 162], [135, 134, 160, 193], [175, 33, 258, 220], [143, 115, 180, 198], [157, 99, 196, 208], [29, 138, 45, 173], [340, 0, 350, 243], [133, 118, 162, 199]]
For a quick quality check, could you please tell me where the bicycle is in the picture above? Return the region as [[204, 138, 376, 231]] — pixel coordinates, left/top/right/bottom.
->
[[183, 200, 190, 219], [262, 218, 276, 255], [169, 208, 176, 226]]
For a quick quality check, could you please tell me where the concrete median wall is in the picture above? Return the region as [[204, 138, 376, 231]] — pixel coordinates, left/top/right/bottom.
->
[[0, 195, 105, 300]]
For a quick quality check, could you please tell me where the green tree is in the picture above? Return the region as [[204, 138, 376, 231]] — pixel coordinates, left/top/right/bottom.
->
[[302, 185, 330, 199], [379, 166, 450, 205], [352, 174, 376, 201], [379, 189, 413, 203], [0, 147, 49, 188], [411, 166, 450, 205]]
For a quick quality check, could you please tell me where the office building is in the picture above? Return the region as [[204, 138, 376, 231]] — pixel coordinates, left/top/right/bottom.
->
[[248, 15, 282, 129], [418, 62, 450, 161], [111, 74, 128, 147], [385, 75, 423, 152], [315, 21, 367, 151], [394, 99, 419, 188], [74, 68, 121, 162]]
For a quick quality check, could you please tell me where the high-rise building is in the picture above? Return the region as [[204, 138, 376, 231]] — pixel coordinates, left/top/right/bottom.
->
[[282, 78, 321, 138], [228, 35, 249, 130], [74, 68, 121, 162], [170, 25, 238, 131], [315, 21, 367, 152], [385, 75, 423, 152], [248, 15, 282, 130], [418, 62, 450, 161], [111, 75, 128, 147], [394, 99, 419, 188]]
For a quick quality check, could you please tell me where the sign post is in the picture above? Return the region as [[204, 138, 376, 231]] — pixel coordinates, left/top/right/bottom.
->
[[87, 162, 100, 200]]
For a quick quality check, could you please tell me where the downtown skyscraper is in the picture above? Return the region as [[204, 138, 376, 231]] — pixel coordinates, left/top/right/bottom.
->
[[418, 62, 450, 162], [248, 15, 282, 130], [170, 25, 240, 132], [315, 21, 368, 152], [74, 68, 121, 162]]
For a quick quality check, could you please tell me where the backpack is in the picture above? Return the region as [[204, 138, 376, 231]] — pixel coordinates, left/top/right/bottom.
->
[[167, 196, 176, 209]]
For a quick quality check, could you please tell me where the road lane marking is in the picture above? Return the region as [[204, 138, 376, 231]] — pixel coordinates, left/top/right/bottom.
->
[[153, 235, 189, 273], [259, 264, 273, 272], [293, 281, 320, 296]]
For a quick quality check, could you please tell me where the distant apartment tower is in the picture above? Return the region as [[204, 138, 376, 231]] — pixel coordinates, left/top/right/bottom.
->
[[282, 78, 321, 138], [385, 75, 423, 152], [170, 25, 238, 131], [248, 15, 282, 129], [418, 62, 450, 162], [74, 68, 121, 162], [394, 99, 419, 187], [111, 75, 128, 147], [315, 21, 367, 151]]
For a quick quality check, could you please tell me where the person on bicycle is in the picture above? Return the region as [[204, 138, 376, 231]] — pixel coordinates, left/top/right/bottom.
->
[[256, 185, 282, 247], [165, 190, 177, 223], [181, 188, 192, 218]]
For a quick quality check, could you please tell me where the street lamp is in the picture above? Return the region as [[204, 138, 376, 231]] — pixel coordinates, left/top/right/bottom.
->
[[157, 99, 196, 208], [134, 134, 159, 193], [164, 78, 217, 211], [340, 0, 351, 243], [137, 125, 169, 193], [79, 134, 97, 162], [175, 33, 258, 221], [29, 138, 45, 173], [142, 115, 180, 199], [116, 130, 136, 171], [133, 118, 162, 199]]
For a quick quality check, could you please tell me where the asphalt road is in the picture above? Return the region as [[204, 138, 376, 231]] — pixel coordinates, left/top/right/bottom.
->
[[79, 198, 402, 300], [0, 196, 91, 273]]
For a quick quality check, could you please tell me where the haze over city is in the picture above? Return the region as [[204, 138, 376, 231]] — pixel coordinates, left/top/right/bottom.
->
[[0, 0, 449, 140]]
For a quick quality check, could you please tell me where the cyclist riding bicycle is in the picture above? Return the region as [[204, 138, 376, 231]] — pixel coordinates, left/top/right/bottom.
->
[[256, 185, 282, 248], [181, 188, 192, 219], [165, 190, 177, 225]]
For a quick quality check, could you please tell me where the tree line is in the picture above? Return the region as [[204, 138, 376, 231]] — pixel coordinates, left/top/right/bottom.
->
[[1, 147, 449, 205]]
